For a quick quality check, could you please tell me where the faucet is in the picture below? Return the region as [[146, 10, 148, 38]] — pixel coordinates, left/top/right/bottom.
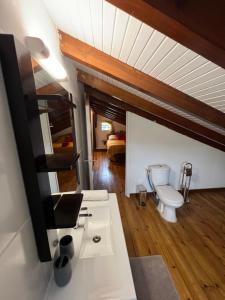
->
[[79, 206, 92, 217], [79, 213, 92, 217], [74, 207, 92, 229]]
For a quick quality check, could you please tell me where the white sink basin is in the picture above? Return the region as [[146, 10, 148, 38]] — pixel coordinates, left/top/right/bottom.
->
[[79, 206, 114, 259], [44, 194, 137, 300]]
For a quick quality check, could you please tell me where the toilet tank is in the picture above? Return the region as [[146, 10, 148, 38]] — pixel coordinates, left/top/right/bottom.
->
[[149, 164, 170, 186]]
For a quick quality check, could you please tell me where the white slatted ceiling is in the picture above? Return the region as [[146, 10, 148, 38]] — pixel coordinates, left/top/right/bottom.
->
[[34, 69, 55, 89], [43, 0, 225, 114]]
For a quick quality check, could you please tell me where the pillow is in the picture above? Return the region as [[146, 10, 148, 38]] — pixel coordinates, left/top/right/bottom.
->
[[108, 135, 117, 140], [116, 132, 126, 140], [119, 134, 126, 140]]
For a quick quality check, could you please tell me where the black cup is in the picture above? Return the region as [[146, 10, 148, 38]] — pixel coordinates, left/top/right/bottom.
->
[[60, 235, 74, 259], [54, 255, 72, 287]]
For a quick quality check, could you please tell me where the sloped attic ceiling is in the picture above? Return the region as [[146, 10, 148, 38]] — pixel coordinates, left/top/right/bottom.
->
[[41, 0, 225, 152], [74, 62, 225, 136], [43, 0, 225, 114]]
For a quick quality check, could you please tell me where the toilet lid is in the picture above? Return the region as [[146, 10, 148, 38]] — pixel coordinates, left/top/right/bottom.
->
[[155, 185, 184, 205]]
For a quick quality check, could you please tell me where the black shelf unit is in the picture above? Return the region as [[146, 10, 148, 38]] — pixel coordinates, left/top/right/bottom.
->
[[37, 152, 80, 172], [36, 93, 76, 109], [0, 34, 82, 262], [46, 193, 83, 229]]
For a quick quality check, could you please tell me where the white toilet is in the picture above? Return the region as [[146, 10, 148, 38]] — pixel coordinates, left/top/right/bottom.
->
[[148, 164, 184, 223]]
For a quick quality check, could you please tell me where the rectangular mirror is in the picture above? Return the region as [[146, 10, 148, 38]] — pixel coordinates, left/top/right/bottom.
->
[[32, 60, 80, 193]]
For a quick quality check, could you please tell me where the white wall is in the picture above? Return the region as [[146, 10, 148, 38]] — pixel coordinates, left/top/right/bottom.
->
[[0, 1, 87, 299], [0, 63, 51, 300], [95, 115, 126, 149], [126, 112, 225, 195], [40, 113, 59, 194]]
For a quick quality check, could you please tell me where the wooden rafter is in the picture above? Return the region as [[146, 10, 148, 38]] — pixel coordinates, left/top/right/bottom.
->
[[59, 31, 225, 129], [90, 97, 125, 114], [89, 96, 126, 124], [90, 108, 125, 121], [106, 0, 225, 69], [90, 98, 125, 118], [90, 107, 121, 119], [91, 108, 125, 125], [79, 72, 225, 152], [36, 82, 64, 95]]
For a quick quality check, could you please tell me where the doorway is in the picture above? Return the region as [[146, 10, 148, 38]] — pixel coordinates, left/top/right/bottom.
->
[[85, 95, 126, 194]]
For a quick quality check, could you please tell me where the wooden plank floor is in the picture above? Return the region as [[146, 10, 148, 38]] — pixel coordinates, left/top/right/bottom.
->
[[93, 151, 225, 300]]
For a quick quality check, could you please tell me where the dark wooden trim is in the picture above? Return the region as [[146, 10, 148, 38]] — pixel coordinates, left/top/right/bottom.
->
[[90, 103, 125, 118], [92, 109, 126, 125], [90, 97, 126, 118], [106, 0, 225, 69], [36, 82, 64, 95], [189, 187, 225, 193], [90, 106, 125, 122], [59, 31, 225, 129], [131, 187, 225, 199], [90, 96, 126, 121]]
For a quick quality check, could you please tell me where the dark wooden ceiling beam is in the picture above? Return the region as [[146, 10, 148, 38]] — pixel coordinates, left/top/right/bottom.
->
[[90, 101, 125, 116], [36, 82, 64, 95], [90, 106, 125, 121], [91, 107, 126, 124], [91, 109, 125, 121], [80, 72, 225, 147], [89, 98, 126, 117], [89, 101, 126, 118], [90, 107, 123, 120], [106, 0, 225, 69], [90, 97, 125, 115], [59, 31, 225, 129], [89, 96, 126, 121]]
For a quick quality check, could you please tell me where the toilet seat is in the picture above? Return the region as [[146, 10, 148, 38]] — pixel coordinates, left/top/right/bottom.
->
[[155, 185, 184, 206]]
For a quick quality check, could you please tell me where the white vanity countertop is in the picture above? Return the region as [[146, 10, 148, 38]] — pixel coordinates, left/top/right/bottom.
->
[[44, 193, 137, 300]]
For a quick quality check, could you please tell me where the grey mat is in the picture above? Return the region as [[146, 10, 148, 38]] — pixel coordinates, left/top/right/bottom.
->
[[130, 256, 179, 300]]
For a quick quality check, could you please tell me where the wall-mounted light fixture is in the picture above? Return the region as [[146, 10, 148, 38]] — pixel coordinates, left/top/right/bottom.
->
[[25, 36, 67, 80]]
